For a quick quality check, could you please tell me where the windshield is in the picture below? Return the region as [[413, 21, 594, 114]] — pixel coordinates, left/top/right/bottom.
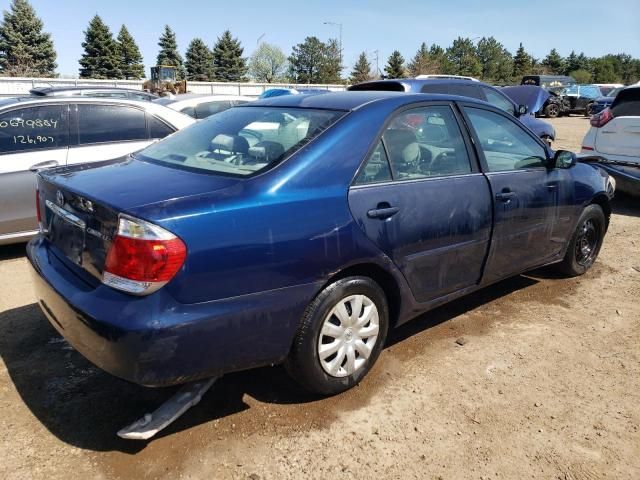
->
[[137, 106, 345, 176], [607, 87, 624, 98]]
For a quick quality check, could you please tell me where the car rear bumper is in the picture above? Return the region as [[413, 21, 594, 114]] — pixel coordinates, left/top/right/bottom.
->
[[27, 235, 318, 386]]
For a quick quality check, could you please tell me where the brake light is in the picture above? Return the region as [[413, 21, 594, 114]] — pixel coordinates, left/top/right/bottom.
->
[[581, 146, 594, 151], [590, 108, 613, 128], [102, 215, 186, 295], [35, 189, 42, 229]]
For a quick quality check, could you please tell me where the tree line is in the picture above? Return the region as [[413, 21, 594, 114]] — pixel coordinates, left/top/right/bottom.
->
[[1, 0, 639, 85]]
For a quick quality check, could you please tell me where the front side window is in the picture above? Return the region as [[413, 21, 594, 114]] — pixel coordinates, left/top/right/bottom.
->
[[482, 87, 515, 115], [138, 106, 344, 176], [0, 105, 68, 154], [465, 107, 547, 172], [77, 104, 146, 145]]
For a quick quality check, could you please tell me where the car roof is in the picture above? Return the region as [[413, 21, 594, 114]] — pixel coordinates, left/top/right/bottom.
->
[[29, 86, 151, 95], [244, 90, 487, 111], [348, 78, 486, 93], [154, 93, 252, 106]]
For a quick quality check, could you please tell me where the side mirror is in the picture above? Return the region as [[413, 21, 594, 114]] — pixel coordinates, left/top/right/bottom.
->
[[518, 104, 528, 115], [553, 150, 577, 169]]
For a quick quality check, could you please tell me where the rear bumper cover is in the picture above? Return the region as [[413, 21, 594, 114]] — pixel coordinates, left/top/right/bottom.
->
[[27, 236, 318, 386]]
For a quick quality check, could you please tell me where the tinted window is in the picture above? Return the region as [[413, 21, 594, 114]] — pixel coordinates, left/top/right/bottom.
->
[[147, 114, 175, 139], [179, 106, 196, 118], [611, 88, 640, 117], [77, 104, 146, 145], [0, 105, 68, 154], [420, 83, 482, 100], [355, 141, 392, 185], [129, 93, 153, 101], [370, 106, 471, 181], [465, 107, 546, 172], [138, 107, 343, 176], [194, 101, 234, 119], [481, 87, 515, 115], [84, 90, 128, 99]]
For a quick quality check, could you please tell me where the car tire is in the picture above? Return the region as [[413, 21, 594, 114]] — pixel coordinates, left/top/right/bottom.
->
[[285, 276, 389, 396], [585, 103, 594, 117], [556, 205, 606, 277], [545, 103, 560, 118]]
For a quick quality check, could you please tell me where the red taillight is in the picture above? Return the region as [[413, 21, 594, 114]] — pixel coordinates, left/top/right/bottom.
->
[[581, 146, 594, 151], [590, 108, 613, 128], [35, 189, 42, 226], [102, 215, 186, 295]]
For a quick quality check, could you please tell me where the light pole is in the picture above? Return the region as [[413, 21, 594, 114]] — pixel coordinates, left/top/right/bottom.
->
[[323, 21, 343, 66]]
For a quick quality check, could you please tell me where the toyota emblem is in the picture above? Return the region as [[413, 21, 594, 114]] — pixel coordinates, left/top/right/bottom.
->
[[56, 190, 64, 206]]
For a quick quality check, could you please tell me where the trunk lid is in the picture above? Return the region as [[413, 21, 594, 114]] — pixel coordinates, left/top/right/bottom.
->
[[38, 156, 240, 282]]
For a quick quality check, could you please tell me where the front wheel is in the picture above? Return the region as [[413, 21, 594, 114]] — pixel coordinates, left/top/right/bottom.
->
[[285, 276, 389, 395], [544, 103, 560, 118], [556, 205, 606, 276]]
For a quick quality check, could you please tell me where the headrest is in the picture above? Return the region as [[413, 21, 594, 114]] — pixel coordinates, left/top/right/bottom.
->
[[384, 129, 420, 164], [248, 141, 285, 161], [210, 134, 249, 153]]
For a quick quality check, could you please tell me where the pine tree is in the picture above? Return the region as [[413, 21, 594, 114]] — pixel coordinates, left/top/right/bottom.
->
[[319, 38, 342, 83], [116, 25, 144, 79], [407, 42, 433, 77], [248, 42, 288, 83], [350, 52, 372, 84], [185, 38, 212, 81], [541, 48, 565, 75], [288, 36, 326, 84], [156, 25, 185, 79], [428, 44, 446, 74], [512, 43, 533, 79], [211, 30, 247, 82], [446, 37, 481, 78], [384, 50, 405, 78], [79, 15, 121, 79], [476, 37, 512, 81], [0, 0, 56, 76]]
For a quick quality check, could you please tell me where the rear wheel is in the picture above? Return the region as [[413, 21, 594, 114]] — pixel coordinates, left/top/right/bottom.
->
[[556, 205, 605, 276], [544, 103, 560, 118], [585, 103, 595, 117], [285, 276, 389, 395]]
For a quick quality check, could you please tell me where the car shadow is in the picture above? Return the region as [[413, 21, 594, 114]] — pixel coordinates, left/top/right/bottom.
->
[[0, 242, 27, 261], [0, 274, 537, 452], [612, 193, 639, 218]]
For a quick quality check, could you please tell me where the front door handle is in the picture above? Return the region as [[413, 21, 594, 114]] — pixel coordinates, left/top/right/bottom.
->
[[495, 190, 516, 201], [367, 204, 400, 219], [29, 160, 59, 172]]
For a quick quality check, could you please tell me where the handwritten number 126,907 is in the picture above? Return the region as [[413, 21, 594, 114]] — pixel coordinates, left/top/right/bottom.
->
[[13, 135, 55, 145]]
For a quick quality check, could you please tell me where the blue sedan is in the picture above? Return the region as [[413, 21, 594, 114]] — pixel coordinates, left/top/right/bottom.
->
[[27, 92, 614, 395]]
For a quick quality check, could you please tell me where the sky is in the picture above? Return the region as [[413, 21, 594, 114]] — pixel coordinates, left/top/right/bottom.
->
[[6, 0, 640, 78]]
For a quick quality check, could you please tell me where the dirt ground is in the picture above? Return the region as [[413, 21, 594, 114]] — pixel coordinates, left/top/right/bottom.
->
[[0, 116, 638, 480]]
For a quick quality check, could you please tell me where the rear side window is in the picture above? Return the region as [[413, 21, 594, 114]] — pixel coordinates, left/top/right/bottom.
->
[[147, 115, 175, 139], [355, 141, 392, 184], [611, 89, 640, 117], [0, 105, 68, 153], [465, 107, 546, 171], [77, 104, 146, 145], [194, 101, 233, 119], [421, 83, 483, 100]]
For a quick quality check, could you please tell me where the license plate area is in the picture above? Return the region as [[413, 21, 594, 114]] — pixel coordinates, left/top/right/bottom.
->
[[46, 200, 86, 265]]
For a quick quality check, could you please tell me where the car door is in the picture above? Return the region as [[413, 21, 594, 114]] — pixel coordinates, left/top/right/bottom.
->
[[0, 104, 69, 237], [460, 103, 564, 282], [348, 103, 493, 303], [66, 103, 151, 165]]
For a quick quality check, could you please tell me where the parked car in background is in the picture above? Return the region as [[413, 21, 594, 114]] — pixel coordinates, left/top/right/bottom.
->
[[563, 84, 603, 116], [348, 78, 556, 144], [415, 74, 479, 81], [153, 94, 252, 120], [590, 86, 626, 114], [30, 86, 159, 101], [0, 97, 194, 245], [594, 84, 624, 96], [521, 75, 576, 88], [258, 88, 330, 98], [28, 91, 612, 396], [581, 86, 640, 196]]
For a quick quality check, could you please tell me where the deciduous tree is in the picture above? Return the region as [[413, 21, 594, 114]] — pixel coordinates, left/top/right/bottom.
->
[[248, 42, 287, 83]]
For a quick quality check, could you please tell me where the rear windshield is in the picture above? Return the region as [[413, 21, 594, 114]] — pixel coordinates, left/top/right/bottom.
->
[[611, 88, 640, 117], [137, 106, 344, 176]]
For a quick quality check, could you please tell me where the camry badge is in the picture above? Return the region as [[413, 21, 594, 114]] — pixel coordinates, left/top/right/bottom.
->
[[56, 190, 64, 206]]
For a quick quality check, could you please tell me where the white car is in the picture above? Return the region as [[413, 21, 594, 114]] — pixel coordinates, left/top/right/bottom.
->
[[0, 96, 194, 245], [581, 86, 640, 196], [154, 94, 253, 120]]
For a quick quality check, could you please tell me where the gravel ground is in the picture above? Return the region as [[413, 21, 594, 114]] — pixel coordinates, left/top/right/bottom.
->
[[0, 116, 638, 480]]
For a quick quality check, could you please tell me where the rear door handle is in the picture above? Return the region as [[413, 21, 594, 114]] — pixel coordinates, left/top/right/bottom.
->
[[367, 206, 400, 219], [495, 191, 516, 201], [29, 160, 59, 172]]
